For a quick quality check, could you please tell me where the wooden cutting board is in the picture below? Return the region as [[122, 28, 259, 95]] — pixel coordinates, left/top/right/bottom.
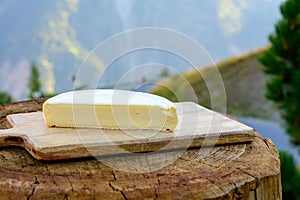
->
[[0, 102, 254, 161]]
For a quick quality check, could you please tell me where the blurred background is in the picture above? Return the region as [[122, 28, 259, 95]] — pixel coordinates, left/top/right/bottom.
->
[[2, 0, 300, 198], [0, 0, 282, 99]]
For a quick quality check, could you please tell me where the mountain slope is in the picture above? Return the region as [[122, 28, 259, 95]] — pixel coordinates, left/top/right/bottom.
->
[[151, 48, 280, 120]]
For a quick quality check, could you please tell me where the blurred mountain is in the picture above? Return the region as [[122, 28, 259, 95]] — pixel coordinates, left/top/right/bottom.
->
[[0, 0, 283, 100]]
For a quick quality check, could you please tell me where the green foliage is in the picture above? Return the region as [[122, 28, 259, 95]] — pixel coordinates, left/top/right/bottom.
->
[[258, 0, 300, 144], [28, 62, 55, 99], [28, 62, 42, 99], [0, 91, 14, 105], [279, 151, 300, 200], [159, 68, 170, 78]]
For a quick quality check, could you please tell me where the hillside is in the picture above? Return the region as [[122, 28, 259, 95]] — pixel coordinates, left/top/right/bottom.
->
[[151, 48, 280, 120]]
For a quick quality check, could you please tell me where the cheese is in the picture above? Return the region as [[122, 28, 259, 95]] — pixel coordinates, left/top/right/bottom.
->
[[43, 89, 178, 130]]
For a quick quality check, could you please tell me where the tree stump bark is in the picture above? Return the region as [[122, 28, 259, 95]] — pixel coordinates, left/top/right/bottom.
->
[[0, 99, 282, 199]]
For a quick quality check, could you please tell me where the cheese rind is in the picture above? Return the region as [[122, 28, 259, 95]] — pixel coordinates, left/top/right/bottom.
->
[[43, 89, 178, 130]]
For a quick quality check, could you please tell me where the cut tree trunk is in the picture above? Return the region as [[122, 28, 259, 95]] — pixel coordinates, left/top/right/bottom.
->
[[0, 99, 281, 199]]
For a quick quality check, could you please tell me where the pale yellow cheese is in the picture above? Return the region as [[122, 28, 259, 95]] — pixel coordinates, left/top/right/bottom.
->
[[43, 89, 178, 130]]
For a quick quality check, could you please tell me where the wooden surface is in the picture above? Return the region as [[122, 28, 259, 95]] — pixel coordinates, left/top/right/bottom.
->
[[0, 99, 282, 199], [0, 102, 254, 161]]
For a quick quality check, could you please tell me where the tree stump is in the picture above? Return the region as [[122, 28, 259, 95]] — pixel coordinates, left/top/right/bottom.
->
[[0, 99, 282, 199]]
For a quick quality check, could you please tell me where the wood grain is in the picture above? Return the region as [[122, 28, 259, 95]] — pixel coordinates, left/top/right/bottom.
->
[[0, 102, 254, 161], [0, 99, 281, 199], [0, 98, 47, 127]]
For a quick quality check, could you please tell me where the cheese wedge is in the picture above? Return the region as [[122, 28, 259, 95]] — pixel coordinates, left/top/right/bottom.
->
[[43, 89, 178, 130]]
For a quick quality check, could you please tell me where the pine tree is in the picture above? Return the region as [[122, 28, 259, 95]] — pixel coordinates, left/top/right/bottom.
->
[[258, 0, 300, 144], [279, 151, 300, 199], [28, 62, 41, 99], [0, 91, 14, 105]]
